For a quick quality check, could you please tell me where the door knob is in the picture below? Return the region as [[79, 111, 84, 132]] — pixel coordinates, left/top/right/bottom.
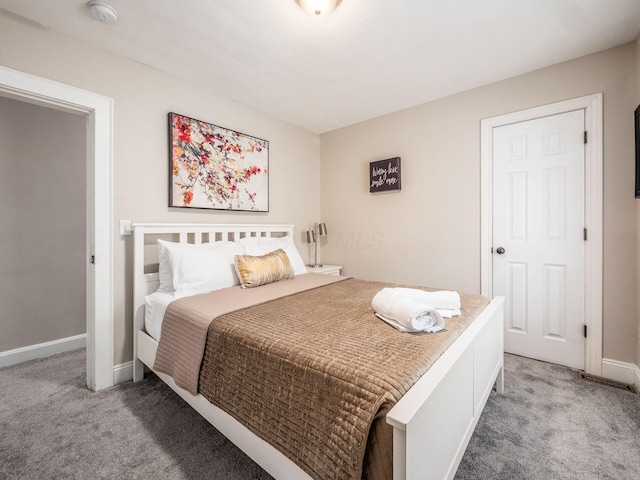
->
[[496, 247, 505, 255]]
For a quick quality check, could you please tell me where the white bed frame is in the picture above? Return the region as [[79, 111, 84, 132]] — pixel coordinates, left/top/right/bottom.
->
[[132, 223, 505, 480]]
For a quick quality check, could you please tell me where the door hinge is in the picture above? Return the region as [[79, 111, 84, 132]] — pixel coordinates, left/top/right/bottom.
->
[[91, 255, 95, 265], [584, 131, 588, 144], [583, 228, 587, 241], [583, 324, 587, 338]]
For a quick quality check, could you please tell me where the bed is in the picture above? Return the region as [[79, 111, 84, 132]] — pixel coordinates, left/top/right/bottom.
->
[[132, 223, 504, 480]]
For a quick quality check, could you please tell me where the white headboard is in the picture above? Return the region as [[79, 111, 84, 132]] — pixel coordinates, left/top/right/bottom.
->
[[132, 223, 295, 336]]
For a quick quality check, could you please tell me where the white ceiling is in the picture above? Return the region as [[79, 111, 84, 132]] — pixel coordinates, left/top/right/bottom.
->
[[1, 0, 639, 133]]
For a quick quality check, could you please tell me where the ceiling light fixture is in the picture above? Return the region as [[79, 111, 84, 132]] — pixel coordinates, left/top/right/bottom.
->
[[87, 1, 118, 25], [296, 0, 341, 17]]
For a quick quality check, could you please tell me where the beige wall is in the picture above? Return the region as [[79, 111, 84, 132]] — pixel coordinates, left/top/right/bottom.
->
[[0, 13, 321, 365], [1, 10, 638, 369], [0, 96, 86, 352], [321, 43, 638, 364]]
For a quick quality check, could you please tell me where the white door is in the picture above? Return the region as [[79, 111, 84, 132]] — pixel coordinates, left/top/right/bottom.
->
[[492, 110, 585, 369]]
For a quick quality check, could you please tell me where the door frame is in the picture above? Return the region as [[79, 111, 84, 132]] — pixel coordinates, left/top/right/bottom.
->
[[480, 93, 603, 376], [0, 65, 114, 390]]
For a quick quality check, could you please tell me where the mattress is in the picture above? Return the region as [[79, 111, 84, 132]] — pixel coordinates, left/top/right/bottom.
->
[[144, 291, 175, 340]]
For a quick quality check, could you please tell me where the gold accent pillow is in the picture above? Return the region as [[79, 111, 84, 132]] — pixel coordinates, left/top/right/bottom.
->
[[234, 249, 295, 289]]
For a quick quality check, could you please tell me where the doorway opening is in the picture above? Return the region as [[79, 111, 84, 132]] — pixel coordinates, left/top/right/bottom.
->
[[0, 96, 87, 368], [0, 65, 114, 390]]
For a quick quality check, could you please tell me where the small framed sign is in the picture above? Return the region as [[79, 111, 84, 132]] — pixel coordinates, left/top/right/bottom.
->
[[369, 157, 401, 193]]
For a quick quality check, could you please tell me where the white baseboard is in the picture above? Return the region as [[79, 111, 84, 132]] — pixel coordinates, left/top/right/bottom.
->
[[601, 358, 637, 386], [635, 364, 640, 389], [113, 361, 133, 385], [0, 334, 86, 368], [1, 337, 135, 386]]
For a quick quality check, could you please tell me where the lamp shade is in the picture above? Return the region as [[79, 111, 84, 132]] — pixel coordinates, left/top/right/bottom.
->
[[305, 230, 316, 243], [317, 222, 328, 237]]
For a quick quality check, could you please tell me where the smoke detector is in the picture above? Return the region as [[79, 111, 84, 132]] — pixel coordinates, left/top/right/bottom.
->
[[87, 1, 118, 25]]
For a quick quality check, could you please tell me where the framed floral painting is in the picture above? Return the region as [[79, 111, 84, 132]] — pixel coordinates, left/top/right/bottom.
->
[[169, 112, 269, 211]]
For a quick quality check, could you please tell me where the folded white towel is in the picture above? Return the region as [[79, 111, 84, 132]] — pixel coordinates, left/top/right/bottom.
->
[[372, 288, 445, 333], [385, 287, 461, 312]]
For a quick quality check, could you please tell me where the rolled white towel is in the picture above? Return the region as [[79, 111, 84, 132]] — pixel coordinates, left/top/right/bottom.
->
[[387, 287, 461, 312], [437, 309, 461, 318], [375, 311, 444, 333], [372, 288, 445, 333]]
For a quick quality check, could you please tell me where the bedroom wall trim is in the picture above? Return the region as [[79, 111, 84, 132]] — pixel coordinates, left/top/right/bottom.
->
[[601, 358, 639, 387], [480, 93, 603, 376], [635, 364, 640, 389], [0, 334, 86, 368], [0, 65, 114, 391], [113, 361, 133, 385]]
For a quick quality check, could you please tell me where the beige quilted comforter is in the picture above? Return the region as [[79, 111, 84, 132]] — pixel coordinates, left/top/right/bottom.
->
[[155, 275, 489, 480]]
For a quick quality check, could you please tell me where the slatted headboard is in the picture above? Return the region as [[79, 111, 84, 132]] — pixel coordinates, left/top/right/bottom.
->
[[132, 223, 295, 338]]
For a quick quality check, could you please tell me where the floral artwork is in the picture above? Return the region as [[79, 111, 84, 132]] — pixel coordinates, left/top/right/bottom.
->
[[169, 113, 269, 211]]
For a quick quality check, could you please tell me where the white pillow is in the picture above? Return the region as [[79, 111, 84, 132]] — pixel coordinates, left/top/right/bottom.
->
[[236, 236, 308, 275], [169, 242, 245, 298], [157, 240, 240, 293]]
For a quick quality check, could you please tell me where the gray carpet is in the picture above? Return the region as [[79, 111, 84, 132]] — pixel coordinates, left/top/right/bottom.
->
[[1, 350, 638, 479], [0, 349, 271, 480], [455, 354, 640, 480]]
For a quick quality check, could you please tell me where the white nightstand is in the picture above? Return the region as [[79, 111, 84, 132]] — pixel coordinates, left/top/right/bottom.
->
[[307, 265, 342, 276]]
